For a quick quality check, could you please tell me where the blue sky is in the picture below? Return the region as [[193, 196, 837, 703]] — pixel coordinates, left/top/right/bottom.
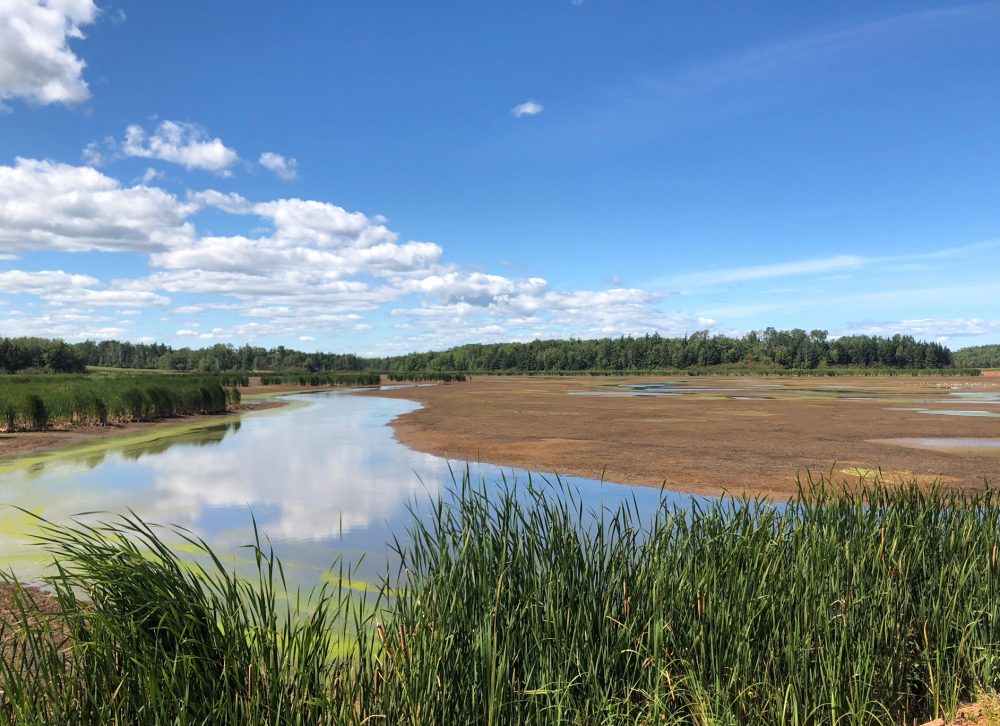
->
[[1, 0, 999, 354]]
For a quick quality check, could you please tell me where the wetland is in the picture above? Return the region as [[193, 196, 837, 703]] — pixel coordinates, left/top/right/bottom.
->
[[368, 375, 1000, 497]]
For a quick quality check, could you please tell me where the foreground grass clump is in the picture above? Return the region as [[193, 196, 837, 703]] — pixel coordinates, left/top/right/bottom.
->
[[0, 374, 230, 430], [0, 517, 357, 725], [1, 474, 999, 724]]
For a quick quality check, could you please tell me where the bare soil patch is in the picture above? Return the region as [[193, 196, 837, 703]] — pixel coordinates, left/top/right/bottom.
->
[[362, 376, 1000, 498]]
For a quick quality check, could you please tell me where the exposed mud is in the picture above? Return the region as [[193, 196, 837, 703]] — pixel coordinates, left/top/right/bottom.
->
[[361, 376, 1000, 498]]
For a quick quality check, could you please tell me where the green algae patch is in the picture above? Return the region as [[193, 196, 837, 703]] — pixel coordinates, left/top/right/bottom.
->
[[321, 571, 384, 595]]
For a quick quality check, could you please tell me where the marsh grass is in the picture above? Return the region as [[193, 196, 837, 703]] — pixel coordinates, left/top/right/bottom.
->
[[1, 473, 998, 724], [258, 372, 381, 386], [0, 374, 230, 430]]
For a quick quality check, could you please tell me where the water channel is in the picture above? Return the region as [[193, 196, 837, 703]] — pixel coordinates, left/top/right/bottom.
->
[[0, 389, 685, 590]]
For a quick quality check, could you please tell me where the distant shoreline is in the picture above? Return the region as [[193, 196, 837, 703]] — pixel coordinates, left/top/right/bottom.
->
[[0, 399, 287, 470]]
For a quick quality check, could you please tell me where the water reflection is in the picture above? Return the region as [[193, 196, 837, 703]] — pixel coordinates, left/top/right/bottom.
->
[[874, 437, 1000, 455], [141, 398, 446, 541], [0, 391, 680, 587], [568, 381, 1000, 406], [886, 408, 1000, 418]]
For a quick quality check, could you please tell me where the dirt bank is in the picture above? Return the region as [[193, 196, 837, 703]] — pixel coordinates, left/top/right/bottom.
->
[[361, 376, 1000, 499]]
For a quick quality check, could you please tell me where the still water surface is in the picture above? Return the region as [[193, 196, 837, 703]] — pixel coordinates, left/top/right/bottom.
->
[[0, 390, 682, 588]]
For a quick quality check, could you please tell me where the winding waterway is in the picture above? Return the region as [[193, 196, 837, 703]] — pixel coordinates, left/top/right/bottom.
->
[[0, 389, 683, 589]]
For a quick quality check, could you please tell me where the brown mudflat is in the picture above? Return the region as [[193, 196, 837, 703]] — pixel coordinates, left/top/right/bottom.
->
[[362, 375, 1000, 498]]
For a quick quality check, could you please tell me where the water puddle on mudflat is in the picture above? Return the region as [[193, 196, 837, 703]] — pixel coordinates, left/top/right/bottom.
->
[[873, 438, 1000, 456], [568, 381, 1000, 406], [886, 408, 1000, 418]]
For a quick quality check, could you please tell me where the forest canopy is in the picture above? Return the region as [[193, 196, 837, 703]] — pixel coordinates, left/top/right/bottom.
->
[[0, 329, 962, 374], [953, 344, 1000, 369]]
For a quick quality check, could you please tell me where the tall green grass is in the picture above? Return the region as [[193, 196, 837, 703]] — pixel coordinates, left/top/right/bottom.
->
[[0, 374, 230, 430], [1, 473, 998, 724], [385, 371, 469, 382], [258, 372, 382, 387]]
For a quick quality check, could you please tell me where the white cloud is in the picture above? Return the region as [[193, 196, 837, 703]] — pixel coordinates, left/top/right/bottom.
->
[[839, 318, 1000, 340], [253, 198, 398, 248], [511, 100, 544, 117], [139, 167, 164, 184], [0, 269, 167, 311], [0, 158, 195, 253], [0, 159, 721, 348], [298, 335, 315, 341], [388, 281, 697, 347], [46, 288, 169, 307], [258, 152, 298, 181], [0, 269, 96, 293], [188, 189, 253, 214], [82, 138, 110, 165], [120, 121, 239, 175], [0, 0, 97, 106], [0, 305, 131, 339]]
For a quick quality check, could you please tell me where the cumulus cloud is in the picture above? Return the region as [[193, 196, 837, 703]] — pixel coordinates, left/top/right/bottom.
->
[[258, 152, 298, 180], [0, 269, 96, 293], [0, 159, 712, 347], [385, 273, 701, 348], [0, 158, 195, 253], [0, 269, 169, 310], [0, 0, 97, 107], [0, 310, 132, 340], [188, 189, 253, 214], [120, 120, 239, 175], [511, 100, 544, 117], [46, 288, 169, 307]]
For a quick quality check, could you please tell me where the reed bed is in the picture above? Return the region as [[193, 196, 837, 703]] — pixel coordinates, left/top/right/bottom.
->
[[385, 371, 469, 383], [1, 474, 998, 724], [258, 372, 382, 387], [0, 374, 229, 431], [217, 372, 251, 387]]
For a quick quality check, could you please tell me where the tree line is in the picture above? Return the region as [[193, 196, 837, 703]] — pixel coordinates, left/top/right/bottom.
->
[[953, 344, 1000, 369], [0, 329, 962, 375], [376, 329, 955, 373]]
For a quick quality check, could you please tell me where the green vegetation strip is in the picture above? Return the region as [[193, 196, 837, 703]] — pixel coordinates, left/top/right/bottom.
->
[[258, 372, 382, 386], [1, 473, 999, 724], [1, 329, 973, 376], [0, 374, 237, 431]]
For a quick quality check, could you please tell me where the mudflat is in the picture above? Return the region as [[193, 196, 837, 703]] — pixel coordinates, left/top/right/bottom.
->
[[363, 375, 1000, 498]]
